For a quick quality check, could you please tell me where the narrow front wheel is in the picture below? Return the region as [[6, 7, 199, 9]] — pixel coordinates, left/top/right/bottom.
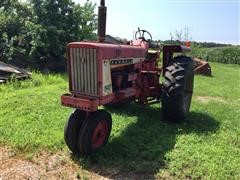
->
[[64, 109, 86, 153], [77, 110, 112, 155]]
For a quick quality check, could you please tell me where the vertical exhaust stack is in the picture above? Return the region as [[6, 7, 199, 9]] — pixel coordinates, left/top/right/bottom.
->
[[98, 0, 107, 42]]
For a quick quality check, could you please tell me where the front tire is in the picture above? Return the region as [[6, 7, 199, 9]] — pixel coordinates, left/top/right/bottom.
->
[[64, 109, 86, 153], [77, 110, 112, 155], [162, 56, 194, 122]]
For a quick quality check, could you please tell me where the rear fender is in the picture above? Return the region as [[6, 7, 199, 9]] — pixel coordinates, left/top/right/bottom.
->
[[162, 45, 191, 75]]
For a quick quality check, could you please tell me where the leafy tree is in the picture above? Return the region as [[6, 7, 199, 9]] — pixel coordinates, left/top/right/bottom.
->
[[28, 0, 97, 70], [72, 1, 97, 40], [0, 0, 97, 71], [0, 0, 32, 61]]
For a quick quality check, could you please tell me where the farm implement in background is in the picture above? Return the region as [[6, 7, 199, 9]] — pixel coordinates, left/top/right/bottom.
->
[[193, 58, 212, 76], [61, 0, 195, 155], [0, 61, 31, 83]]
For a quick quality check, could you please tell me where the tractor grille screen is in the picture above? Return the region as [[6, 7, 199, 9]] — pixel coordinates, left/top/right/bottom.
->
[[69, 48, 98, 96]]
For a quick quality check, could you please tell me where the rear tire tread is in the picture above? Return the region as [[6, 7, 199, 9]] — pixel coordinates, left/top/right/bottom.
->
[[162, 56, 194, 122]]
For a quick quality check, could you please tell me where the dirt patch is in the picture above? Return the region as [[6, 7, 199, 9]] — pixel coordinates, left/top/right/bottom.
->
[[0, 146, 110, 179], [0, 146, 149, 179], [196, 96, 227, 104]]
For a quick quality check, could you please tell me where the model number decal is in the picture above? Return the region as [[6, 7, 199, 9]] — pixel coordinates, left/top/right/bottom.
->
[[104, 84, 112, 92]]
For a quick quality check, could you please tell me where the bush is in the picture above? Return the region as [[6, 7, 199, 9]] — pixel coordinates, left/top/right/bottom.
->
[[190, 46, 240, 65]]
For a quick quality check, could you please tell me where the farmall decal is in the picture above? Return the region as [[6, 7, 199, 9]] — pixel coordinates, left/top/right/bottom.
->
[[110, 57, 143, 68], [110, 59, 133, 65]]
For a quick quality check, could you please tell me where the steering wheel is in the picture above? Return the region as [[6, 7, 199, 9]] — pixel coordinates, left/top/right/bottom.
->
[[135, 27, 152, 42]]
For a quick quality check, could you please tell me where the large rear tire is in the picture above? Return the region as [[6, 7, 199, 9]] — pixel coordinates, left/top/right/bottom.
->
[[162, 56, 194, 122], [64, 109, 86, 153], [77, 110, 112, 155]]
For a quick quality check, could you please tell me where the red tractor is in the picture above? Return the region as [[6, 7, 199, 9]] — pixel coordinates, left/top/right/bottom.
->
[[61, 0, 194, 155]]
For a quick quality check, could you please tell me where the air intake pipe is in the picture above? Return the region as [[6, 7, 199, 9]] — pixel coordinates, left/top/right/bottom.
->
[[97, 0, 107, 42]]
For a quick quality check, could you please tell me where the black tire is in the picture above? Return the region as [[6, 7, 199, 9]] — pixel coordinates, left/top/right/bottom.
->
[[77, 110, 112, 155], [64, 109, 86, 153], [162, 56, 194, 122]]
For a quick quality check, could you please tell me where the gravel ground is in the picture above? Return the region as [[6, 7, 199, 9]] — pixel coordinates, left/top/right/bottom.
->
[[0, 146, 144, 180], [0, 146, 109, 180]]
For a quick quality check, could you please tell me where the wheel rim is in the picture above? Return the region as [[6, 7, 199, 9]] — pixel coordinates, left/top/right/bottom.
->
[[91, 119, 109, 149]]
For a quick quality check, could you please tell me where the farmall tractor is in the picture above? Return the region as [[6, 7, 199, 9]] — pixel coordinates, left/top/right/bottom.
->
[[61, 0, 194, 155]]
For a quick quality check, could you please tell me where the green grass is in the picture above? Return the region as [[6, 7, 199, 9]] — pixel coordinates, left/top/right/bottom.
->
[[0, 73, 70, 151], [0, 63, 240, 179]]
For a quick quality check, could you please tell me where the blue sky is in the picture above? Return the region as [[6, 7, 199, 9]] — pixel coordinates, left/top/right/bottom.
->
[[76, 0, 239, 45]]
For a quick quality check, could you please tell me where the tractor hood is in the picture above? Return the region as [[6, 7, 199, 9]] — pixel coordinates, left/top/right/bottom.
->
[[67, 42, 146, 59]]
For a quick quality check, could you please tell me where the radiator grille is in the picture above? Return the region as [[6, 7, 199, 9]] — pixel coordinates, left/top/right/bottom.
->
[[69, 48, 98, 96]]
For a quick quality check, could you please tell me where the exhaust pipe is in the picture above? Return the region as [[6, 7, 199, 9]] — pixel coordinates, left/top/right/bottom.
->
[[98, 0, 107, 42]]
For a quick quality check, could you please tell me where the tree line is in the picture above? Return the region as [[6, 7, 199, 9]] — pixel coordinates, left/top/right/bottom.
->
[[0, 0, 97, 71], [155, 40, 233, 48]]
